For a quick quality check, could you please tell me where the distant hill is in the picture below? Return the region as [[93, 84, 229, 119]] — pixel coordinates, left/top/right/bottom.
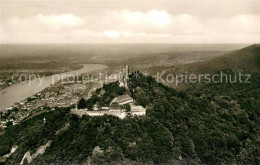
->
[[147, 44, 260, 76], [176, 44, 260, 74]]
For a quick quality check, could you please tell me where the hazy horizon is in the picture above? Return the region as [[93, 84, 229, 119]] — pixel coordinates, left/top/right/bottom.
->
[[0, 43, 252, 58]]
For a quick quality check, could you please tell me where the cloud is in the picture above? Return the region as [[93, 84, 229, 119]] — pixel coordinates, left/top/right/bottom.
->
[[0, 10, 259, 43], [103, 30, 121, 38], [226, 15, 260, 34], [120, 10, 172, 27], [35, 14, 84, 27]]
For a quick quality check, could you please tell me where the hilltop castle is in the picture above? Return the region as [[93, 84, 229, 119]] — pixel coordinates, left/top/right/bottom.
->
[[72, 65, 146, 119], [72, 93, 146, 119]]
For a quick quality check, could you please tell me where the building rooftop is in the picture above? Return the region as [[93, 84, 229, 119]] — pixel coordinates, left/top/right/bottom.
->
[[117, 95, 133, 103]]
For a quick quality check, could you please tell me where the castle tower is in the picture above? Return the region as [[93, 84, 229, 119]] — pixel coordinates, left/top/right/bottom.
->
[[126, 65, 129, 80], [125, 65, 129, 88], [122, 68, 126, 79], [119, 65, 129, 88], [119, 69, 124, 87]]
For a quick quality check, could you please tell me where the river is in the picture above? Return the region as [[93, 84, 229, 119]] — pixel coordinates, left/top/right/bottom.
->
[[0, 64, 108, 111]]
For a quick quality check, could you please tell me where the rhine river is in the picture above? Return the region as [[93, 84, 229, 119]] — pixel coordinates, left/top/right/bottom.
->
[[0, 64, 108, 111]]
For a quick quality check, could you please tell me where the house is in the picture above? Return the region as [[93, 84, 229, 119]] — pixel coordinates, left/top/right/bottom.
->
[[101, 107, 110, 110], [6, 107, 12, 111], [130, 104, 146, 116]]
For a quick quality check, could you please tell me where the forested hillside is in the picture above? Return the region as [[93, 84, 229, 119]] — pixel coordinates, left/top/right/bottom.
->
[[147, 44, 260, 85], [183, 44, 260, 73], [0, 68, 259, 164]]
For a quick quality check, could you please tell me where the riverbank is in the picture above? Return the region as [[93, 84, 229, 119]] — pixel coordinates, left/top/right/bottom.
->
[[0, 64, 108, 111]]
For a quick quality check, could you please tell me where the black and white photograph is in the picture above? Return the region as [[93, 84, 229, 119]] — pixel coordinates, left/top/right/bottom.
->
[[0, 0, 259, 164]]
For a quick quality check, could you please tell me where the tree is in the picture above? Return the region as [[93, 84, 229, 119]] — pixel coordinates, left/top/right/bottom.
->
[[6, 121, 13, 127], [78, 98, 86, 109], [125, 104, 131, 112]]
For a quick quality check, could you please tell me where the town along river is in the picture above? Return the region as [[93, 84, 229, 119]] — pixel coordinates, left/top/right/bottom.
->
[[0, 64, 107, 111]]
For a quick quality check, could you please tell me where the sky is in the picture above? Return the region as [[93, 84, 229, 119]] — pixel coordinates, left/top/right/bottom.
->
[[0, 0, 260, 43]]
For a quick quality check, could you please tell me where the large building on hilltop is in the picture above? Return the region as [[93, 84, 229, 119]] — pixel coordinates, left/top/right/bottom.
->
[[71, 102, 146, 119], [72, 94, 146, 119]]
